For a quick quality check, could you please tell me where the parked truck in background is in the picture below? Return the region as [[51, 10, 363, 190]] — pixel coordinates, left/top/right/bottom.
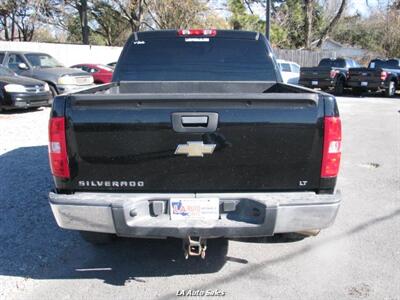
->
[[299, 58, 360, 96], [48, 30, 342, 259], [347, 59, 400, 97]]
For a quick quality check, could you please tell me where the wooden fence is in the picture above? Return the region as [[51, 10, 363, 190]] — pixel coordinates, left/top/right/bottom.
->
[[273, 48, 337, 67]]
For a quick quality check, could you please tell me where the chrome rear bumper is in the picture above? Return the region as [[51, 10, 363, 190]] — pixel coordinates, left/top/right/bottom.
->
[[49, 191, 341, 238]]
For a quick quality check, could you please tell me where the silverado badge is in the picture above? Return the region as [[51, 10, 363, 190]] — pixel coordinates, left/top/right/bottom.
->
[[175, 141, 216, 157]]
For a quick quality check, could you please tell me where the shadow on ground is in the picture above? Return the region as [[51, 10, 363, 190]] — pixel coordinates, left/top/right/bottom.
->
[[0, 107, 46, 115], [0, 146, 232, 286], [342, 90, 400, 98], [1, 146, 286, 286]]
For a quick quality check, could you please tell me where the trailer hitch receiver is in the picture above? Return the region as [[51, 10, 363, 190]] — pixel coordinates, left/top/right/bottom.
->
[[183, 236, 207, 259]]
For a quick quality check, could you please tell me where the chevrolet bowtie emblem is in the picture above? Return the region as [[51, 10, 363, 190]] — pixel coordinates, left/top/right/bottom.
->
[[174, 141, 216, 157]]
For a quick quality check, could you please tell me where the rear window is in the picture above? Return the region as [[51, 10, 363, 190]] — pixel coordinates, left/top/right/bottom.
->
[[291, 64, 300, 73], [318, 59, 346, 68], [279, 63, 291, 72], [386, 59, 400, 68], [116, 38, 277, 81], [369, 60, 391, 69], [349, 60, 360, 68]]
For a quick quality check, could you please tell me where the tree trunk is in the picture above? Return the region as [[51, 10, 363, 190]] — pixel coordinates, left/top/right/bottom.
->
[[316, 0, 347, 48], [2, 15, 9, 40], [10, 13, 15, 41], [80, 0, 90, 44], [304, 0, 314, 49]]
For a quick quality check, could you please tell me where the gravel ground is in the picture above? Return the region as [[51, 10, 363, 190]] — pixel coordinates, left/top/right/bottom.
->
[[0, 97, 399, 300]]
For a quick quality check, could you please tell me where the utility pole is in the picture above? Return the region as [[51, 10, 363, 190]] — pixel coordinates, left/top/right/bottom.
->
[[265, 0, 271, 40]]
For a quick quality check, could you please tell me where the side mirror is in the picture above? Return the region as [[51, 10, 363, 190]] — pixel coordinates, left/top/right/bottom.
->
[[18, 63, 29, 70]]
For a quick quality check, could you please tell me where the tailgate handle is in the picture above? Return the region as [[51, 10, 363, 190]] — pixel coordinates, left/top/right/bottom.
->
[[181, 116, 208, 126], [172, 112, 218, 133]]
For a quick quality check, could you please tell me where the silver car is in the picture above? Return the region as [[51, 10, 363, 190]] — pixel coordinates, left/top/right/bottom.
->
[[0, 51, 94, 97]]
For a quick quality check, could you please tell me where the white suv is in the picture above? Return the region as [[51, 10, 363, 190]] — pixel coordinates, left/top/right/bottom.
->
[[277, 59, 300, 85]]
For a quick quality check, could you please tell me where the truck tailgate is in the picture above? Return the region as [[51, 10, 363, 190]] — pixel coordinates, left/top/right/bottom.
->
[[348, 68, 381, 83], [62, 93, 324, 193], [300, 67, 333, 80]]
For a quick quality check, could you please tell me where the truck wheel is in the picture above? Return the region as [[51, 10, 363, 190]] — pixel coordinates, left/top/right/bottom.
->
[[49, 85, 58, 98], [79, 231, 115, 245], [385, 81, 396, 97], [334, 77, 345, 96]]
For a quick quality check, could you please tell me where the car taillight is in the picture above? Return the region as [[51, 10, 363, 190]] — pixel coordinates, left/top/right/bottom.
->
[[330, 70, 339, 79], [380, 71, 388, 81], [321, 116, 342, 178], [178, 29, 216, 36], [49, 117, 70, 179]]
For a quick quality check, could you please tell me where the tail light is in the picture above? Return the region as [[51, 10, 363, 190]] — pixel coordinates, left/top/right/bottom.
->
[[321, 116, 342, 178], [330, 70, 339, 79], [49, 117, 70, 179], [380, 71, 388, 81], [178, 29, 216, 36]]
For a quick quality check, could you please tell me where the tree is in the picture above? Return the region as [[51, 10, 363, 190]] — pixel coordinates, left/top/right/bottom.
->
[[90, 1, 130, 45], [273, 0, 313, 48], [303, 0, 314, 49], [316, 0, 346, 47], [145, 0, 211, 29], [331, 3, 400, 57], [114, 0, 146, 32], [228, 0, 265, 32], [79, 0, 90, 44], [227, 0, 326, 49], [65, 0, 90, 44], [0, 0, 46, 41], [41, 0, 90, 44]]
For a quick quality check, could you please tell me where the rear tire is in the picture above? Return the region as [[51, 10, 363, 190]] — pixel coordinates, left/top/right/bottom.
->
[[79, 231, 115, 245], [385, 81, 396, 97], [334, 77, 345, 96], [49, 85, 58, 98]]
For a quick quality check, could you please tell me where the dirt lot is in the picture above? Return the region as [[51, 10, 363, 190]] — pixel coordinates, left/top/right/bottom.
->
[[0, 96, 399, 300]]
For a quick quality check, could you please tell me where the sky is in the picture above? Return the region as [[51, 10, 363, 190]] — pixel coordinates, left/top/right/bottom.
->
[[348, 0, 388, 16]]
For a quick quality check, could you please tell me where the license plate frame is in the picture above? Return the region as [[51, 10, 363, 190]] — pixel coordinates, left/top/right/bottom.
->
[[169, 198, 220, 220], [311, 80, 318, 86], [361, 81, 368, 87]]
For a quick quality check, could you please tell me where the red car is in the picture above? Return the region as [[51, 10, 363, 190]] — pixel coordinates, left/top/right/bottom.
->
[[70, 64, 113, 84]]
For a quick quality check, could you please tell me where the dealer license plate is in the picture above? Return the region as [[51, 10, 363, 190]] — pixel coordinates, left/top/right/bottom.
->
[[311, 81, 318, 86], [169, 198, 219, 220], [361, 81, 368, 87]]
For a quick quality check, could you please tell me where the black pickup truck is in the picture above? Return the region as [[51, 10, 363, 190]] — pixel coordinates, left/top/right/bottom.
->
[[347, 59, 400, 97], [299, 58, 360, 96], [48, 30, 342, 258]]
